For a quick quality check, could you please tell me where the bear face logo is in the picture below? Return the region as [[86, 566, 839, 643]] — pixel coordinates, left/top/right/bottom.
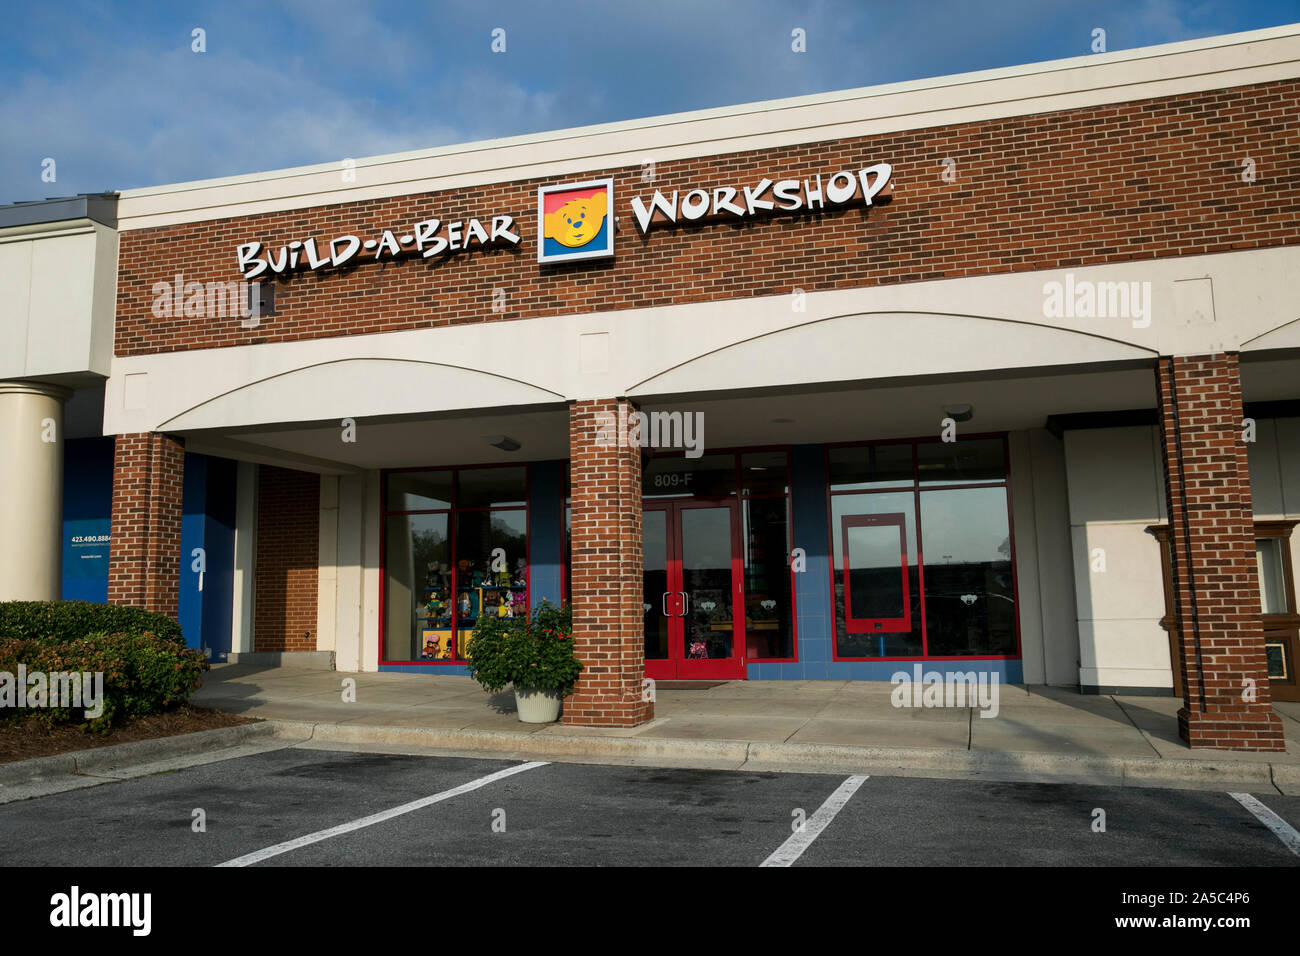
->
[[537, 178, 615, 264], [544, 193, 607, 248]]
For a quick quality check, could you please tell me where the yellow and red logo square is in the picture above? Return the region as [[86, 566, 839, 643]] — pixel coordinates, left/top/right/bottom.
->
[[537, 178, 614, 264]]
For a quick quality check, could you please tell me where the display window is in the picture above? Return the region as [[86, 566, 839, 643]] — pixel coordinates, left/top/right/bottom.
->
[[827, 436, 1019, 661], [381, 465, 529, 664]]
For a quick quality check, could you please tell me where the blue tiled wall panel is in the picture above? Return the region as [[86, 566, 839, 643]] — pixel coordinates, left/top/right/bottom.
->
[[381, 664, 471, 676], [753, 658, 1023, 683]]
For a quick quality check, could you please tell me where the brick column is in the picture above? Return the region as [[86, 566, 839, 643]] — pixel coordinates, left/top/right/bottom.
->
[[563, 399, 653, 727], [1155, 354, 1285, 751], [107, 432, 185, 620], [254, 466, 320, 652]]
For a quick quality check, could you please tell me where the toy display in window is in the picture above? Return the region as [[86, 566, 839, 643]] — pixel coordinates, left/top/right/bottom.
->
[[458, 591, 472, 618], [514, 558, 528, 587], [495, 565, 512, 587], [510, 592, 527, 618], [421, 630, 454, 660], [424, 593, 448, 620], [425, 561, 450, 589]]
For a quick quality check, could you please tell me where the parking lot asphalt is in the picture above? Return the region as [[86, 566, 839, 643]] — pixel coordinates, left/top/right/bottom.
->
[[1, 747, 1298, 867]]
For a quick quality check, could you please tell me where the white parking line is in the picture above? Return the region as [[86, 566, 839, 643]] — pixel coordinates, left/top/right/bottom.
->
[[760, 774, 868, 867], [1228, 792, 1300, 856], [216, 760, 548, 867]]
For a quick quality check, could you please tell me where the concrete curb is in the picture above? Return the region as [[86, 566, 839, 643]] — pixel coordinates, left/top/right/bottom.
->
[[0, 721, 285, 787], [281, 719, 1295, 792], [3, 716, 1293, 794]]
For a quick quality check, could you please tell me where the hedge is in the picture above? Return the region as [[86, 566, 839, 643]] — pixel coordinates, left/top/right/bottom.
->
[[0, 632, 208, 733], [0, 601, 185, 646], [0, 602, 204, 732]]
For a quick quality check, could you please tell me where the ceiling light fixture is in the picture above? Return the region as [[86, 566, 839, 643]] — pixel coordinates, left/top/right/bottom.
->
[[942, 404, 974, 423], [486, 435, 521, 452]]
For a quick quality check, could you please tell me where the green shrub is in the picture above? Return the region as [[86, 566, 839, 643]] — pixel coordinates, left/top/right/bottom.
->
[[0, 631, 208, 733], [0, 601, 185, 646], [464, 600, 582, 697]]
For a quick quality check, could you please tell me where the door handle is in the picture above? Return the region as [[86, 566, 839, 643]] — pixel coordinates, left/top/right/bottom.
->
[[679, 591, 690, 616], [662, 591, 671, 616]]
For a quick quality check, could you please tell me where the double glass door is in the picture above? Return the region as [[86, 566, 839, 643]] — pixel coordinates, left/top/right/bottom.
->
[[644, 500, 745, 680]]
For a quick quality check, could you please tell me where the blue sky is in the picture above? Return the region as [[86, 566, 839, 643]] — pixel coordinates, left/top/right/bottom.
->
[[1, 0, 1297, 202]]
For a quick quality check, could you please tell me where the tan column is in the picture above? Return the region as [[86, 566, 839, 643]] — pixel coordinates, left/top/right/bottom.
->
[[0, 381, 72, 601]]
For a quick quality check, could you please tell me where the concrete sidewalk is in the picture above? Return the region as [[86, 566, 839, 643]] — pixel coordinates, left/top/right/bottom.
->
[[191, 664, 1300, 792]]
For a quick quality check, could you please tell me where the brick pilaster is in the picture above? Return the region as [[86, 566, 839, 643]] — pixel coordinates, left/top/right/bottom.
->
[[563, 399, 653, 727], [107, 432, 185, 620], [1155, 354, 1285, 751]]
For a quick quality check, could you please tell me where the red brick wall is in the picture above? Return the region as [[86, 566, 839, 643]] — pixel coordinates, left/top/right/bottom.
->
[[115, 80, 1298, 358], [107, 433, 185, 619], [564, 399, 653, 727], [1155, 354, 1285, 751], [253, 466, 320, 653]]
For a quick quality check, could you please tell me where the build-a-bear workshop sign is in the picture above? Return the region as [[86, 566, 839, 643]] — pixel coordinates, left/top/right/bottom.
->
[[233, 163, 892, 279]]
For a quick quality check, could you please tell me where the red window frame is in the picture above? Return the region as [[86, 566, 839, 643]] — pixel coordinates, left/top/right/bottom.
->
[[379, 462, 531, 666], [841, 513, 911, 634], [825, 433, 1022, 662]]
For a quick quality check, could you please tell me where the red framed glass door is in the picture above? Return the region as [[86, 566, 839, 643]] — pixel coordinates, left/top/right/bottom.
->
[[644, 500, 746, 680]]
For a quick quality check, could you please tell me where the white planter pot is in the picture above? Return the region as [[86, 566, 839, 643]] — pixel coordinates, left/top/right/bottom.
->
[[514, 686, 563, 723]]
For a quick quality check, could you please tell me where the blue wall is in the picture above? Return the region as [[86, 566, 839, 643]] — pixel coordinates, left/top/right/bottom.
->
[[61, 437, 115, 603], [178, 454, 236, 661], [60, 440, 236, 660]]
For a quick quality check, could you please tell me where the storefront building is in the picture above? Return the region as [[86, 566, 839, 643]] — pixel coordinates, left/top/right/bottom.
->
[[2, 26, 1298, 749]]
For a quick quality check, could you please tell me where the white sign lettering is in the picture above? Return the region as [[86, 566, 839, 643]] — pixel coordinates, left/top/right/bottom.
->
[[236, 214, 521, 279], [630, 163, 891, 233]]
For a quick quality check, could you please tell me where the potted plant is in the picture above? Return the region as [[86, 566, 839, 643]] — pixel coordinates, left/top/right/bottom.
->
[[464, 600, 582, 723]]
